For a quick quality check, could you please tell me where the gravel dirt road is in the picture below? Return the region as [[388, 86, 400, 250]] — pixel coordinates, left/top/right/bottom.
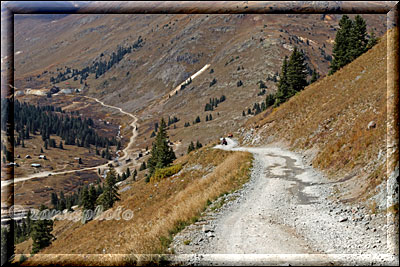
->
[[170, 138, 397, 266]]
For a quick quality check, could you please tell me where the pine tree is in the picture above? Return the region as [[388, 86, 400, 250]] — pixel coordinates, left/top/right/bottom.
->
[[350, 15, 367, 60], [50, 192, 58, 209], [187, 141, 195, 154], [59, 141, 63, 149], [147, 118, 176, 177], [274, 56, 289, 106], [80, 186, 90, 209], [88, 185, 97, 211], [286, 47, 308, 96], [31, 205, 54, 254], [96, 167, 120, 210], [265, 94, 275, 108], [329, 15, 354, 75], [196, 140, 202, 149]]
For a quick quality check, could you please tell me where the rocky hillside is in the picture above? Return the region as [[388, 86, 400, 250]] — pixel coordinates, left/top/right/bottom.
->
[[240, 29, 397, 213]]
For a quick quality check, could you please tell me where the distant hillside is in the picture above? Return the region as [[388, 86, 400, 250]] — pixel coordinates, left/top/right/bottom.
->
[[12, 13, 386, 156], [240, 29, 395, 211]]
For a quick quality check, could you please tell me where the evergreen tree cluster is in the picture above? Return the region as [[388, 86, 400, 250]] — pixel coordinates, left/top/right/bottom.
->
[[13, 100, 117, 151], [50, 167, 125, 222], [204, 95, 226, 111], [205, 114, 213, 122], [13, 210, 32, 244], [147, 118, 176, 177], [329, 15, 377, 75], [167, 116, 179, 126], [31, 205, 54, 254], [193, 116, 201, 125], [244, 93, 276, 116], [50, 36, 144, 84], [187, 140, 203, 154], [6, 206, 54, 255], [274, 46, 308, 107]]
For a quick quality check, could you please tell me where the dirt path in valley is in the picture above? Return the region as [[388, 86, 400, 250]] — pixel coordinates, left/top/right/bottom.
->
[[170, 138, 395, 266], [1, 96, 139, 187]]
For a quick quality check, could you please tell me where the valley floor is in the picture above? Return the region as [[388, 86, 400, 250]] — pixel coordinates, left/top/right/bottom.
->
[[170, 138, 397, 266]]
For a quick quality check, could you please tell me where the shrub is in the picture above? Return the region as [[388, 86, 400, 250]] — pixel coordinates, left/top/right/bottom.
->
[[150, 164, 183, 183]]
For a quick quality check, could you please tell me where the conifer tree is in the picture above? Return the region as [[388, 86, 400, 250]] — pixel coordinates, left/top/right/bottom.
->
[[50, 192, 58, 209], [31, 205, 54, 254], [329, 15, 354, 75], [147, 118, 176, 177], [80, 186, 90, 210], [96, 167, 120, 210], [350, 15, 367, 60], [187, 141, 195, 154], [196, 140, 203, 149], [286, 47, 308, 97], [274, 56, 289, 106], [88, 185, 97, 211]]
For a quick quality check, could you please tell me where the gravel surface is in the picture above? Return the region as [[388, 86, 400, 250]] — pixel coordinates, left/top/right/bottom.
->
[[169, 139, 398, 266]]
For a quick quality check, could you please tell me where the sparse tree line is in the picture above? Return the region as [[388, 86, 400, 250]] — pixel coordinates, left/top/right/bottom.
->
[[50, 167, 135, 214], [12, 100, 117, 154], [50, 36, 144, 84], [187, 140, 203, 154], [204, 95, 226, 111]]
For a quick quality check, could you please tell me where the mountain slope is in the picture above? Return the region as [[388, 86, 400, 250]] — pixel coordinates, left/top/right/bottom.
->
[[241, 29, 394, 210], [11, 14, 386, 157]]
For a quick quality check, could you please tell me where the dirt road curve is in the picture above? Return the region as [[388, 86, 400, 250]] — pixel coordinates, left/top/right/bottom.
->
[[170, 138, 396, 266]]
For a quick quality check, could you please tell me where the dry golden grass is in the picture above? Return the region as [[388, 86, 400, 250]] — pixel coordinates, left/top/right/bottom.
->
[[17, 146, 253, 266], [246, 31, 391, 201]]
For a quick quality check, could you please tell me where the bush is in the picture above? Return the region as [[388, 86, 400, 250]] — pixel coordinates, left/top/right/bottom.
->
[[150, 164, 183, 183]]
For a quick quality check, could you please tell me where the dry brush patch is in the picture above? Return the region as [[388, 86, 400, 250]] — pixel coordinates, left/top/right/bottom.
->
[[18, 146, 253, 266]]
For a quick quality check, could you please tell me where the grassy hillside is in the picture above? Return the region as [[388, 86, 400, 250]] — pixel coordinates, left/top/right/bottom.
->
[[242, 29, 394, 207], [16, 146, 253, 265]]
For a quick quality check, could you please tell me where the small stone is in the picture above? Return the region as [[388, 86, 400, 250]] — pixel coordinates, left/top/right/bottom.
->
[[339, 217, 348, 222]]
